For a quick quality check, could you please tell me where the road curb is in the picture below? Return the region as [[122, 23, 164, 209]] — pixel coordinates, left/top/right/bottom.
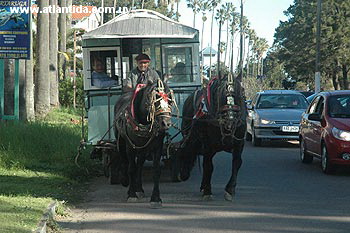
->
[[34, 201, 57, 233]]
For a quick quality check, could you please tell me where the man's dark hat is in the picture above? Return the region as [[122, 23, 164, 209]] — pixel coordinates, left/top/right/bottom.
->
[[135, 53, 151, 62]]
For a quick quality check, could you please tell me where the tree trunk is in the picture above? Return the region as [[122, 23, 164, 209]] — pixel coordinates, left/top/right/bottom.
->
[[58, 0, 67, 80], [209, 10, 214, 79], [19, 60, 26, 120], [230, 32, 236, 73], [35, 0, 50, 117], [331, 69, 339, 90], [49, 0, 59, 107], [67, 0, 72, 31], [217, 21, 222, 77], [25, 15, 35, 121], [193, 13, 195, 28], [176, 0, 179, 20], [25, 57, 35, 121], [224, 22, 229, 66], [201, 17, 205, 67], [246, 46, 250, 78], [342, 64, 349, 90]]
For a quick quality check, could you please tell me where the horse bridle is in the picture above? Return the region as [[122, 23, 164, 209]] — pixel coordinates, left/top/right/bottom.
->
[[217, 73, 242, 140], [123, 80, 177, 149], [146, 79, 176, 129]]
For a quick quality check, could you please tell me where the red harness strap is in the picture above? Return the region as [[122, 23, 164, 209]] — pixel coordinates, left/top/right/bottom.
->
[[206, 76, 218, 107]]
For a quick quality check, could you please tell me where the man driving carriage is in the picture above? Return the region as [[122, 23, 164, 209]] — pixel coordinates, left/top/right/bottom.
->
[[123, 53, 160, 92]]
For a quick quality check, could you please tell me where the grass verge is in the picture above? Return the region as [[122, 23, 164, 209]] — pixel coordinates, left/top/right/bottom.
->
[[0, 108, 100, 233]]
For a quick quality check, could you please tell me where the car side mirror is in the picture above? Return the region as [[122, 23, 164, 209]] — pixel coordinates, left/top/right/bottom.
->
[[308, 113, 321, 121], [245, 100, 253, 110], [247, 104, 253, 110]]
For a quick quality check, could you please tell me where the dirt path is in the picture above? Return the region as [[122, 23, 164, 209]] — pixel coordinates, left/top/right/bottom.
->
[[57, 164, 242, 233]]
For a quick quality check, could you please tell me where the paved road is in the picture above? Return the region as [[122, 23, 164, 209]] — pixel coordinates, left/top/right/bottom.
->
[[59, 141, 350, 233]]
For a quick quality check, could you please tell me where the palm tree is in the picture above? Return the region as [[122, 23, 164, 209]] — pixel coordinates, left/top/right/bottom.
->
[[208, 0, 221, 79], [58, 0, 67, 80], [199, 1, 209, 71], [49, 0, 59, 107], [256, 38, 269, 76], [228, 11, 239, 72], [246, 28, 257, 78], [252, 37, 269, 77], [223, 2, 235, 66], [25, 15, 35, 121], [215, 5, 225, 76], [186, 0, 203, 28], [175, 0, 180, 20], [35, 0, 50, 117]]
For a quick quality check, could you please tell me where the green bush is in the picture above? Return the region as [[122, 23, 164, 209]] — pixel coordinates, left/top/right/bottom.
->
[[59, 75, 84, 107]]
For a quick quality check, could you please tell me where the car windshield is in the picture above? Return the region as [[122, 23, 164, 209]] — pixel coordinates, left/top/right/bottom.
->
[[257, 94, 308, 109], [328, 95, 350, 118]]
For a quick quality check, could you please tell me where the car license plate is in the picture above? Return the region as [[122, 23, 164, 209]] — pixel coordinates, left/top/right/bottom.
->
[[281, 126, 299, 132]]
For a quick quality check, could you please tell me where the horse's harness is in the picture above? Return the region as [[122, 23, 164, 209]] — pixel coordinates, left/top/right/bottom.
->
[[116, 80, 176, 150], [192, 74, 245, 143]]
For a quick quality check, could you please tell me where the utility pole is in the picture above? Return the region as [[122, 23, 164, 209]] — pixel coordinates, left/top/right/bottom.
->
[[315, 0, 322, 93], [239, 0, 244, 83]]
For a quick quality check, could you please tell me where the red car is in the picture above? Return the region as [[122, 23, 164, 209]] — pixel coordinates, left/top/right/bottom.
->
[[299, 91, 350, 174]]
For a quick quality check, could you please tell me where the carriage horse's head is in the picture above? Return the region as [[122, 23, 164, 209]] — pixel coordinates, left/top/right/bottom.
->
[[217, 73, 241, 134], [145, 79, 175, 131]]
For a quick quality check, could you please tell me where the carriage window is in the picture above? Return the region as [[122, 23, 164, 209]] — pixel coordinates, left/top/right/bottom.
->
[[163, 47, 193, 84], [90, 50, 120, 88]]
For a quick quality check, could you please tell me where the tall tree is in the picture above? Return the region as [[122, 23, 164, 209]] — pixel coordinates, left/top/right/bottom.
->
[[208, 0, 221, 79], [24, 13, 35, 121], [49, 0, 59, 107], [199, 1, 209, 64], [223, 2, 235, 66], [186, 0, 202, 28], [272, 0, 350, 90], [58, 0, 67, 80], [228, 9, 239, 72], [215, 4, 225, 76], [35, 0, 50, 117], [246, 28, 256, 78]]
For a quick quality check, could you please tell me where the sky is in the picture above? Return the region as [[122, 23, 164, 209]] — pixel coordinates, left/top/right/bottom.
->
[[178, 0, 294, 66]]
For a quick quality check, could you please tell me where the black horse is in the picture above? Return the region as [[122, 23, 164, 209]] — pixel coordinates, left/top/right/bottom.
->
[[113, 79, 175, 208], [173, 73, 247, 201]]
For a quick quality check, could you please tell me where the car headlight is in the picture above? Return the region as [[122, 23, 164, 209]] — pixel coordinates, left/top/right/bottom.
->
[[260, 119, 274, 124], [332, 127, 350, 141]]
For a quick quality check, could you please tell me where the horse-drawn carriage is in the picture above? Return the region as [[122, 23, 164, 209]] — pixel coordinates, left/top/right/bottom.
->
[[82, 9, 201, 182], [81, 9, 247, 207]]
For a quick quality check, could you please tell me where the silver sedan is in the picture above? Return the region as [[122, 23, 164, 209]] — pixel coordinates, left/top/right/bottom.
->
[[246, 90, 309, 146]]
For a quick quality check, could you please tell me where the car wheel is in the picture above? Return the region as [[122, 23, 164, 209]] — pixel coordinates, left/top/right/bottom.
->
[[321, 144, 335, 174], [252, 127, 262, 146], [300, 137, 313, 164]]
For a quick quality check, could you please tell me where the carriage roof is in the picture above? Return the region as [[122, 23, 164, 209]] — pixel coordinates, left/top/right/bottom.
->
[[83, 9, 199, 40]]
